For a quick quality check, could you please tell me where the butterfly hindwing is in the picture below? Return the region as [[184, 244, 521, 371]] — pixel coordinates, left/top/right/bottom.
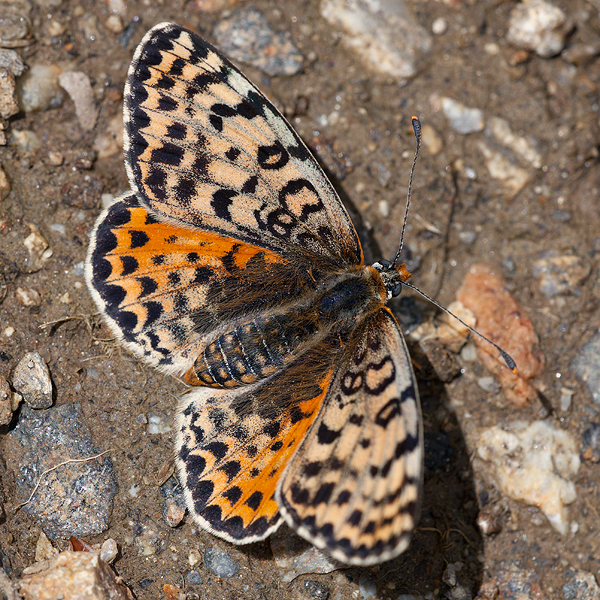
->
[[175, 339, 342, 542], [276, 307, 423, 566], [124, 23, 362, 265]]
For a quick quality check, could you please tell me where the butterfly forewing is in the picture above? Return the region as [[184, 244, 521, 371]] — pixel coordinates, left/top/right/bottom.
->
[[87, 193, 319, 374], [124, 23, 362, 265], [277, 308, 422, 566]]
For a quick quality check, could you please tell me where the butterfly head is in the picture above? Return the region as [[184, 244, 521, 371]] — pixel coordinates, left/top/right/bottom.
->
[[372, 259, 412, 300]]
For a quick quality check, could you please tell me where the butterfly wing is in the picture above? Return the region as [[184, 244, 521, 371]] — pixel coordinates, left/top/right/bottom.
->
[[276, 307, 423, 566], [124, 23, 362, 265], [175, 337, 343, 542], [86, 193, 322, 374]]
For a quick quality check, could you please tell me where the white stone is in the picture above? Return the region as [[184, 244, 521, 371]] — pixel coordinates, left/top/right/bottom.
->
[[320, 0, 431, 79], [477, 420, 580, 534], [440, 97, 484, 134], [506, 0, 572, 58]]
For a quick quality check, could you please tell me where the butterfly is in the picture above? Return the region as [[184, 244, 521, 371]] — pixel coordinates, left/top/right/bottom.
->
[[86, 22, 423, 566]]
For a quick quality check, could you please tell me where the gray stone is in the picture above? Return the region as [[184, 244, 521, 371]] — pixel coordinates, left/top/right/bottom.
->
[[204, 547, 239, 578], [0, 49, 27, 76], [12, 352, 53, 409], [563, 569, 600, 600], [320, 0, 431, 79], [213, 9, 303, 77], [6, 403, 117, 539], [571, 330, 600, 405]]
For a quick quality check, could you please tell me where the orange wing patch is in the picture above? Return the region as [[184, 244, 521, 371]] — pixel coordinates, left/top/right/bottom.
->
[[87, 193, 312, 376], [176, 370, 332, 542]]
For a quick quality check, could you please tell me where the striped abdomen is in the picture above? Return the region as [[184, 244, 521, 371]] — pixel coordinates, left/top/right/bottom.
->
[[184, 311, 318, 387]]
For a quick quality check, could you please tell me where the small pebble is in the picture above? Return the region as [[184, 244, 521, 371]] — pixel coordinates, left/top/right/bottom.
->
[[420, 123, 443, 155], [487, 116, 543, 169], [562, 42, 600, 65], [0, 9, 30, 42], [0, 166, 9, 199], [100, 538, 118, 563], [15, 287, 41, 306], [0, 68, 19, 119], [533, 253, 590, 298], [490, 562, 544, 599], [148, 412, 172, 434], [581, 423, 600, 463], [270, 527, 339, 582], [320, 0, 431, 78], [0, 376, 13, 426], [20, 552, 133, 598], [47, 151, 64, 166], [457, 264, 544, 407], [17, 64, 64, 113], [58, 71, 99, 131], [440, 97, 484, 134], [477, 420, 579, 534], [12, 129, 41, 153], [6, 403, 117, 538], [477, 509, 501, 535], [559, 387, 574, 412], [303, 580, 330, 599], [358, 577, 377, 599], [160, 476, 187, 527], [477, 141, 531, 196], [432, 17, 448, 35], [506, 0, 572, 58], [550, 209, 572, 222], [204, 547, 239, 578], [188, 549, 202, 567], [35, 531, 58, 562], [503, 256, 516, 275], [213, 9, 304, 76], [0, 49, 27, 76], [12, 352, 53, 409], [442, 562, 462, 587], [62, 178, 104, 209], [135, 523, 164, 556], [477, 376, 501, 394], [185, 570, 203, 586], [23, 224, 52, 273], [460, 341, 479, 363], [563, 569, 600, 600], [458, 231, 477, 245], [105, 14, 124, 33]]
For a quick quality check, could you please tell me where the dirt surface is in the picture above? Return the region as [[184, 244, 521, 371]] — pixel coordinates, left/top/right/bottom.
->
[[1, 1, 600, 598]]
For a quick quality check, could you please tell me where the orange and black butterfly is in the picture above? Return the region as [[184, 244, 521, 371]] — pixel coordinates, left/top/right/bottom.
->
[[87, 23, 422, 566]]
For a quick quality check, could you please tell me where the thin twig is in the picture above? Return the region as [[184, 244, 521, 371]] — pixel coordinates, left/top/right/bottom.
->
[[14, 450, 110, 513]]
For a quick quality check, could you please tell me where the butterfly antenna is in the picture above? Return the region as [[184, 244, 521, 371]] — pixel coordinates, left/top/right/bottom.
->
[[402, 280, 517, 372], [392, 116, 421, 267]]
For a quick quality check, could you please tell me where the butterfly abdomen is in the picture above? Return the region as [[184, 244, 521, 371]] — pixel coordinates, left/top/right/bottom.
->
[[184, 310, 320, 387]]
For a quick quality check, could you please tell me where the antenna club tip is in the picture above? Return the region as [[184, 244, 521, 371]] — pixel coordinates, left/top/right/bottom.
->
[[411, 117, 421, 140], [500, 350, 517, 373]]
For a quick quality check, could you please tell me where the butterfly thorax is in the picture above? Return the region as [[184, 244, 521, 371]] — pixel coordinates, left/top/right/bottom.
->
[[184, 265, 391, 388]]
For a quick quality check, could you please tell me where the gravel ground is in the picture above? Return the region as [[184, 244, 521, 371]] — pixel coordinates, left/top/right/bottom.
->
[[1, 1, 599, 599]]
